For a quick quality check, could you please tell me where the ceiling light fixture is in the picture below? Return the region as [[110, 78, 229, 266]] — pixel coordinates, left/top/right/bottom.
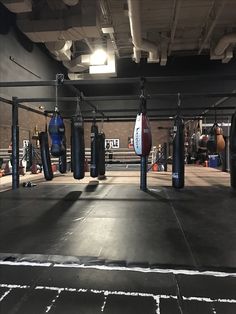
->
[[90, 49, 107, 65]]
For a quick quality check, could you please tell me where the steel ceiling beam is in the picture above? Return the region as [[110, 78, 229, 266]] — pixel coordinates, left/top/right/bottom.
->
[[198, 0, 227, 54], [168, 0, 182, 55], [3, 73, 236, 88]]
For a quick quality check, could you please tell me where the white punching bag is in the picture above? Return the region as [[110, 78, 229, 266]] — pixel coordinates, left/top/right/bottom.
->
[[134, 112, 152, 156]]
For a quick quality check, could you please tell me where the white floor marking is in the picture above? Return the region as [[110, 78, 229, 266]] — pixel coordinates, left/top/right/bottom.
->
[[0, 261, 51, 267], [54, 263, 236, 279], [0, 289, 12, 302], [101, 291, 109, 312], [45, 289, 62, 313], [149, 188, 162, 193], [0, 284, 30, 289], [1, 283, 236, 309], [153, 296, 160, 314], [73, 217, 84, 221], [1, 259, 236, 279]]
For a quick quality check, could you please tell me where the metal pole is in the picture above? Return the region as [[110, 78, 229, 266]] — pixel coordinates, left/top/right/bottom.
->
[[140, 156, 147, 191], [12, 97, 19, 189]]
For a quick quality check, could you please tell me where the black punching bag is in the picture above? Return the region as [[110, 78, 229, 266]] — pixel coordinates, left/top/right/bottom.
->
[[39, 132, 53, 181], [230, 112, 236, 189], [71, 117, 85, 180], [59, 138, 67, 174], [98, 132, 106, 176], [90, 123, 99, 178], [172, 116, 185, 188]]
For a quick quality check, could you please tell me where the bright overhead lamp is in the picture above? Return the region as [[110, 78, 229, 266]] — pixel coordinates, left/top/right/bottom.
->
[[90, 49, 107, 65]]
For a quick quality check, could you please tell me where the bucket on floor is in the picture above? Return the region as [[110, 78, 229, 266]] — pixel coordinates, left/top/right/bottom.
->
[[208, 155, 218, 168], [152, 163, 158, 171], [51, 164, 57, 173]]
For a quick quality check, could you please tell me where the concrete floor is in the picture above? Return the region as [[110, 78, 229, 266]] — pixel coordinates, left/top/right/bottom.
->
[[0, 165, 235, 313]]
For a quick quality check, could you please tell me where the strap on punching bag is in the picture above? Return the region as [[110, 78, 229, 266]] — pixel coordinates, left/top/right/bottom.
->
[[172, 94, 185, 189], [39, 131, 53, 181], [71, 97, 85, 180], [90, 112, 99, 178], [230, 111, 236, 189]]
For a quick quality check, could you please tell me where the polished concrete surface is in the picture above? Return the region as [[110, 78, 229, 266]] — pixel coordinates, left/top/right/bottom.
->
[[0, 166, 235, 313]]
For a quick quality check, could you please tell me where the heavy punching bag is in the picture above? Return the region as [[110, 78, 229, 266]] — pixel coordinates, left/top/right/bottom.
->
[[133, 79, 152, 191], [59, 137, 67, 174], [71, 117, 85, 180], [98, 132, 106, 176], [90, 121, 99, 178], [230, 112, 236, 189], [39, 132, 53, 181], [172, 116, 185, 189], [49, 111, 65, 157], [207, 123, 225, 153], [134, 112, 152, 157]]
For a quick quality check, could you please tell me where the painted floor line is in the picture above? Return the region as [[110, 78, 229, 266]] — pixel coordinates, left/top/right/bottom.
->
[[1, 259, 236, 278], [1, 283, 236, 307]]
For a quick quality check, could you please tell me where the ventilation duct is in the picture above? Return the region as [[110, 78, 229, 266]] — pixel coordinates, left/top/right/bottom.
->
[[0, 0, 32, 13], [45, 40, 72, 61], [127, 0, 159, 63], [16, 0, 100, 42], [210, 33, 236, 63], [214, 33, 236, 56], [63, 55, 90, 72], [62, 0, 79, 5]]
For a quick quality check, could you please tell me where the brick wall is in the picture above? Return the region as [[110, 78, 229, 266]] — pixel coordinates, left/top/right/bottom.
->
[[83, 120, 172, 149], [0, 99, 172, 152]]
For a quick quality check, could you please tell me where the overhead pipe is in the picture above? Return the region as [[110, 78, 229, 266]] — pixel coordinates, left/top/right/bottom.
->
[[127, 0, 159, 63], [214, 33, 236, 56], [62, 0, 79, 6]]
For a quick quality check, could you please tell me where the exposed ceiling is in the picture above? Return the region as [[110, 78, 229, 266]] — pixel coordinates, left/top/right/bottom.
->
[[1, 0, 236, 122]]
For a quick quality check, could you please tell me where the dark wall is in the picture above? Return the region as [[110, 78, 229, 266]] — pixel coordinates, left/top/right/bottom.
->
[[0, 4, 73, 149]]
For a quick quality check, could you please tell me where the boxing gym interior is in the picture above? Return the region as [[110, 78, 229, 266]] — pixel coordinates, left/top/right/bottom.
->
[[1, 0, 236, 313]]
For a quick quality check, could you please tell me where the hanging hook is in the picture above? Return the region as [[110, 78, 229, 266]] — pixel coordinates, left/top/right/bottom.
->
[[177, 93, 181, 116], [139, 77, 147, 114], [55, 74, 64, 112], [76, 95, 82, 116]]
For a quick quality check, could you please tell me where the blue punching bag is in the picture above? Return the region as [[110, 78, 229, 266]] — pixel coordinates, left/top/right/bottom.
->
[[49, 111, 65, 157]]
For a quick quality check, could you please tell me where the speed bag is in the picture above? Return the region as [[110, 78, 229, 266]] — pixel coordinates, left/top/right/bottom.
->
[[230, 112, 236, 189], [39, 132, 53, 181], [90, 124, 99, 178], [71, 121, 85, 180], [49, 112, 65, 157], [133, 113, 152, 156]]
